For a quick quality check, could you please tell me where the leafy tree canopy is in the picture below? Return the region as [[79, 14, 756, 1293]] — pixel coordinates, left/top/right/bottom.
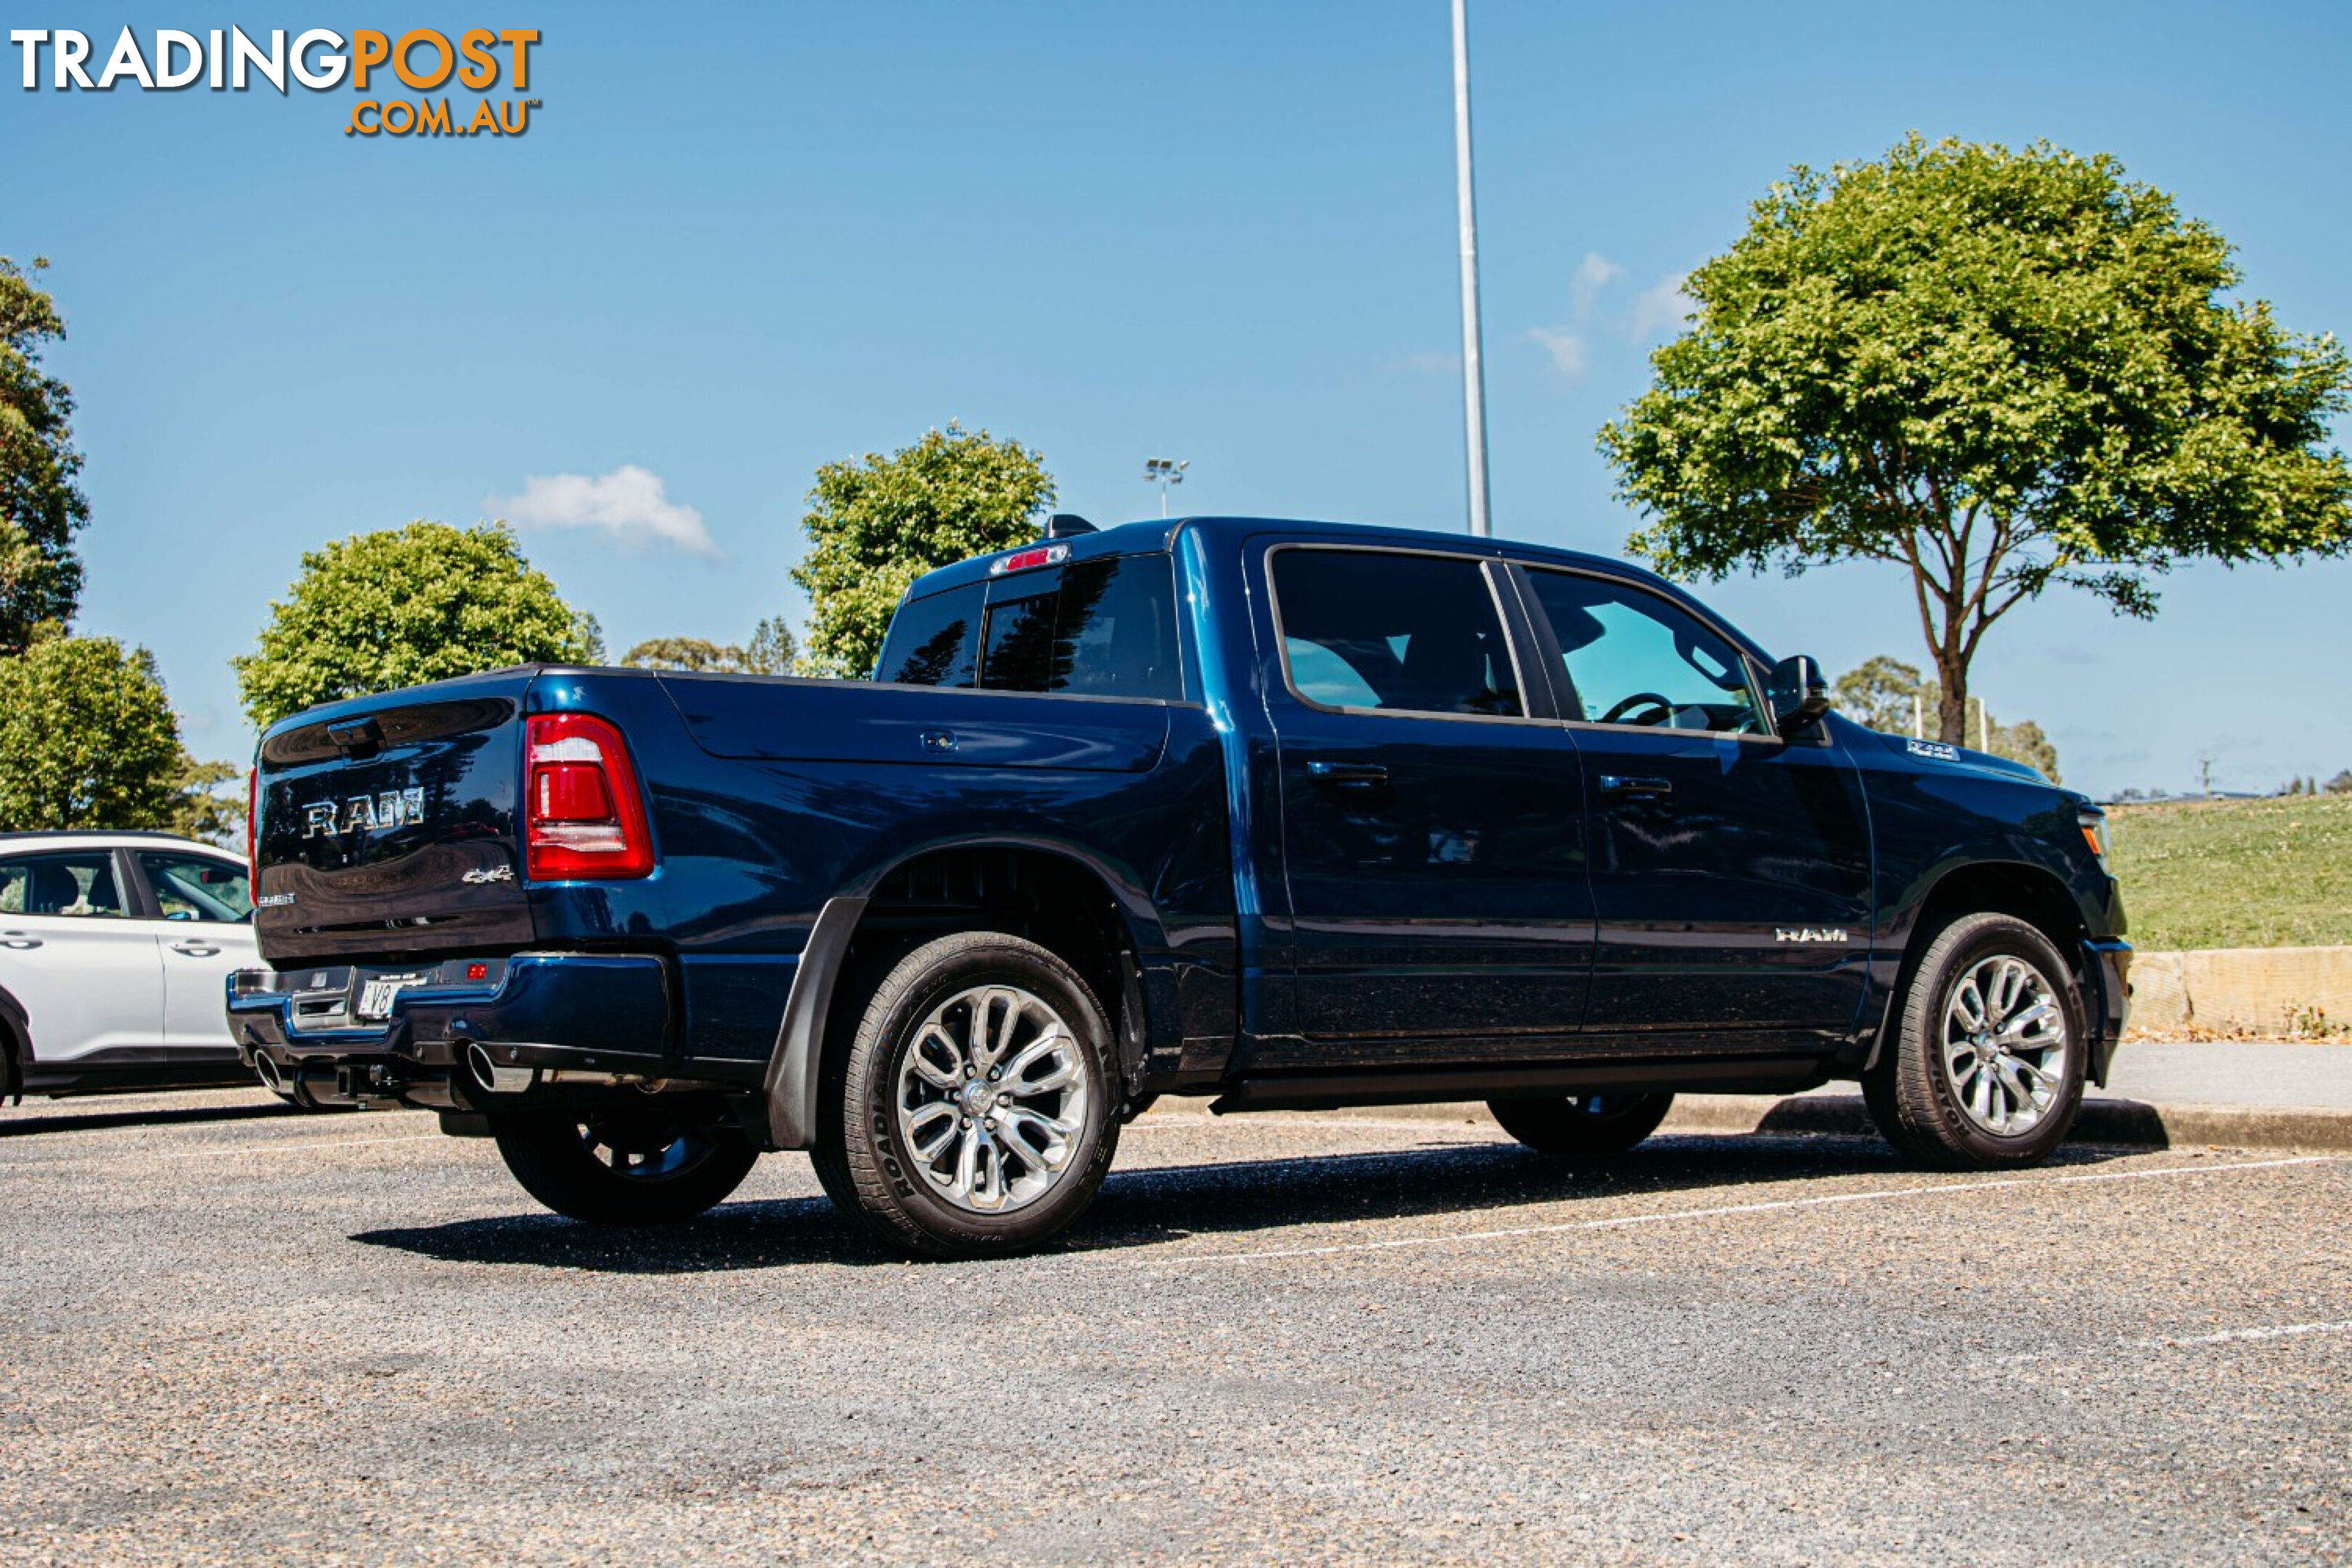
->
[[621, 617, 800, 677], [792, 423, 1054, 677], [0, 634, 182, 830], [169, 756, 244, 845], [743, 616, 799, 677], [1833, 653, 2061, 783], [1601, 134, 2352, 743], [233, 520, 600, 730], [0, 256, 89, 652]]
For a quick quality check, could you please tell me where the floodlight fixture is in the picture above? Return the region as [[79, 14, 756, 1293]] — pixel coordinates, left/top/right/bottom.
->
[[1143, 457, 1189, 517]]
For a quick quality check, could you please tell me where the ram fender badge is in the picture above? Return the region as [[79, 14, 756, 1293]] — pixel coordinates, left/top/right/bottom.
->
[[1775, 927, 1850, 943]]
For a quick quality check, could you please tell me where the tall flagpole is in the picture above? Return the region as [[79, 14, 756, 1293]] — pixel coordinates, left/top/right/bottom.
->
[[1451, 0, 1492, 536]]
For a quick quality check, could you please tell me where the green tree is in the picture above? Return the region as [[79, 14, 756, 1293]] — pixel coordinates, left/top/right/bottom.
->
[[1832, 654, 1926, 735], [0, 257, 89, 652], [233, 520, 600, 730], [621, 636, 745, 673], [742, 616, 800, 676], [621, 618, 801, 677], [792, 423, 1054, 677], [168, 756, 244, 845], [0, 634, 183, 830], [1600, 135, 2352, 745], [1830, 653, 2062, 782]]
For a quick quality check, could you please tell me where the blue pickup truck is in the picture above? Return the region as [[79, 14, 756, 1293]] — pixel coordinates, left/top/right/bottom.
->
[[231, 516, 2128, 1257]]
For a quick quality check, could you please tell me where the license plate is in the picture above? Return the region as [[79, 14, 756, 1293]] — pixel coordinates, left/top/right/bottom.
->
[[356, 975, 430, 1020]]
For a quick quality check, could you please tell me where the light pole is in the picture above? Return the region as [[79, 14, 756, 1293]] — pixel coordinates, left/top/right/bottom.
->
[[1143, 457, 1188, 518], [1450, 0, 1492, 537]]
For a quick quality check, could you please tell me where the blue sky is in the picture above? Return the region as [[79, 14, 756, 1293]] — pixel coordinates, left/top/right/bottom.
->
[[7, 0, 2347, 797]]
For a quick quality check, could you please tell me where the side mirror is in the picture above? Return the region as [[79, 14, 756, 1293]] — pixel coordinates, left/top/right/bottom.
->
[[1767, 654, 1830, 738]]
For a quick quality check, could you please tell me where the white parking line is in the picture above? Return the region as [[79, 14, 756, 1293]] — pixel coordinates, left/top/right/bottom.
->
[[1127, 1113, 1500, 1135], [1105, 1153, 2341, 1269], [2126, 1320, 2352, 1350], [1995, 1315, 2352, 1366]]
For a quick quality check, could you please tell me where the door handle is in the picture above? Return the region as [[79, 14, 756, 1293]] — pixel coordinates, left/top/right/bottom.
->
[[168, 941, 222, 957], [1598, 775, 1673, 799], [1306, 761, 1390, 790], [0, 931, 40, 950]]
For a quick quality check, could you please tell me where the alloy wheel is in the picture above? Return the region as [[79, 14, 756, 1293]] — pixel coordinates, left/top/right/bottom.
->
[[1940, 954, 2073, 1138], [894, 984, 1091, 1214]]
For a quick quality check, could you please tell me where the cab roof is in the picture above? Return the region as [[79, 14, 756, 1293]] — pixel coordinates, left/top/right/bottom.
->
[[900, 516, 1763, 659]]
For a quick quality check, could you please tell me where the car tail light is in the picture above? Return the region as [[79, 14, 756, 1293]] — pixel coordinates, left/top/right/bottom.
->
[[246, 767, 260, 889], [524, 714, 654, 881]]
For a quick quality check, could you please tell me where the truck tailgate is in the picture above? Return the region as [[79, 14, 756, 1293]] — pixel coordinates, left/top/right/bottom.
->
[[254, 682, 534, 965]]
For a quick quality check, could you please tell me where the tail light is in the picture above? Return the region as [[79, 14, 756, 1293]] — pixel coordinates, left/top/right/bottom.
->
[[246, 767, 260, 889], [525, 714, 655, 881]]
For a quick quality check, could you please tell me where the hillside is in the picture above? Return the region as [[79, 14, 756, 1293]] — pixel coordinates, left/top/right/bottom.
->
[[2106, 793, 2352, 951]]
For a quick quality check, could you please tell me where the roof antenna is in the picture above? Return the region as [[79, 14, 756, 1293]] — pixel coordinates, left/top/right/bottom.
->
[[1044, 513, 1098, 538]]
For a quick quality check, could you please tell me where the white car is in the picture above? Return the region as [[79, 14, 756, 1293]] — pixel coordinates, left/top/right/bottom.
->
[[0, 831, 258, 1101]]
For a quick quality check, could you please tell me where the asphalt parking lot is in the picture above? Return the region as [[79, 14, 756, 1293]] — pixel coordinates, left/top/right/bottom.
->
[[2, 1091, 2345, 1565]]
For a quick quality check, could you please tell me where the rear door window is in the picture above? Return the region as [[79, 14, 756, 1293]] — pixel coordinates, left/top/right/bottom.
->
[[1269, 549, 1524, 717]]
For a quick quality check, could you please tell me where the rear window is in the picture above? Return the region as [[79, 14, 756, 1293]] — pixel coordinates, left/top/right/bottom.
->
[[879, 555, 1183, 701], [876, 584, 981, 687]]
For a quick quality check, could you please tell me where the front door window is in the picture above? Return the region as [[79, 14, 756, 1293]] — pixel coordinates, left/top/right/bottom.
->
[[1523, 571, 1765, 735]]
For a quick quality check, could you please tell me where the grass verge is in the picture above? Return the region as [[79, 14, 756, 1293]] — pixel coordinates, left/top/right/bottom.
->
[[2107, 793, 2352, 951]]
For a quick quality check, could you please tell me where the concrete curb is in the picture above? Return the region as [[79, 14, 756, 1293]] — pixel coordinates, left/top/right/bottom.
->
[[1302, 1095, 2352, 1153]]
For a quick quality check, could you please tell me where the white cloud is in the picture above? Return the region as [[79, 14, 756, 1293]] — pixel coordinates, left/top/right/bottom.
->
[[1629, 271, 1695, 339], [495, 465, 718, 558], [1523, 326, 1588, 378], [1525, 251, 1620, 380], [1570, 251, 1623, 318]]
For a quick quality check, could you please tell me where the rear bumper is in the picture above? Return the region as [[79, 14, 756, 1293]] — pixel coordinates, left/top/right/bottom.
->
[[226, 952, 683, 1109]]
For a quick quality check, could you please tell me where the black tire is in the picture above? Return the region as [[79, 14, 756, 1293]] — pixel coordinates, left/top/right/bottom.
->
[[812, 931, 1119, 1259], [1865, 912, 2087, 1171], [491, 1104, 759, 1225], [1488, 1091, 1674, 1156]]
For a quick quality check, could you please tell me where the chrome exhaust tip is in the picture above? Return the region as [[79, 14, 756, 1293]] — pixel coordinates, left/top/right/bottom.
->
[[464, 1041, 536, 1095], [252, 1052, 285, 1093]]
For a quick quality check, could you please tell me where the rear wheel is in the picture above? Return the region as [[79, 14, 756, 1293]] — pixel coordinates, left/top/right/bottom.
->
[[812, 931, 1119, 1259], [491, 1105, 758, 1225], [1866, 912, 2086, 1170], [1488, 1092, 1674, 1156]]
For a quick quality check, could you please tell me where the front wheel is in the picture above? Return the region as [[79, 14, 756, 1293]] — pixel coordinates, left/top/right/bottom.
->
[[491, 1106, 759, 1225], [811, 932, 1119, 1259], [1488, 1092, 1674, 1156], [1865, 912, 2086, 1170]]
